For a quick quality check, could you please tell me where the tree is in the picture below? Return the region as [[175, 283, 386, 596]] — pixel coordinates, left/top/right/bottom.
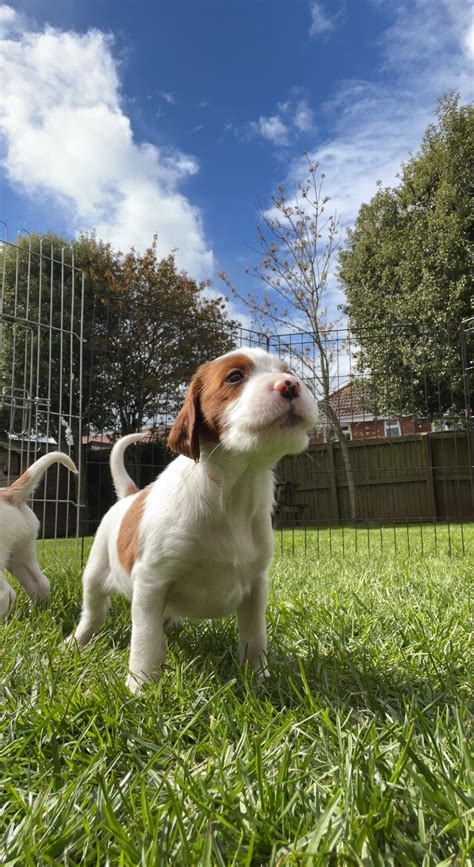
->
[[338, 94, 474, 419], [0, 233, 236, 444], [81, 236, 236, 433], [219, 156, 358, 521]]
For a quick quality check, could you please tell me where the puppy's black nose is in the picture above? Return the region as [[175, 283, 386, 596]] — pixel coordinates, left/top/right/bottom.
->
[[275, 378, 301, 400], [281, 383, 298, 400]]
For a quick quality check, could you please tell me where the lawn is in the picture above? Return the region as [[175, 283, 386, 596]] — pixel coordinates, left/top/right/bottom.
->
[[1, 528, 473, 865]]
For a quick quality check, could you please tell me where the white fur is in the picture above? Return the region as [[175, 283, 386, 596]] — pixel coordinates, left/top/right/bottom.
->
[[0, 452, 78, 616], [109, 432, 147, 499], [70, 349, 318, 693]]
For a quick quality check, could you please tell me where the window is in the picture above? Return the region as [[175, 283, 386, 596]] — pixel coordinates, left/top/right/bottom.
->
[[384, 419, 401, 438], [339, 424, 352, 441]]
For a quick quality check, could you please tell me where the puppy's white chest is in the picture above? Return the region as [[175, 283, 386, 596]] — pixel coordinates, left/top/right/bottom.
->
[[165, 555, 256, 620]]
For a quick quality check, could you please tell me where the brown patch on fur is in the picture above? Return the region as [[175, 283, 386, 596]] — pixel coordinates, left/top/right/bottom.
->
[[199, 354, 254, 436], [9, 469, 31, 493], [0, 488, 16, 506], [167, 375, 202, 461], [117, 486, 152, 574], [0, 469, 32, 506], [168, 353, 255, 461], [125, 483, 139, 497]]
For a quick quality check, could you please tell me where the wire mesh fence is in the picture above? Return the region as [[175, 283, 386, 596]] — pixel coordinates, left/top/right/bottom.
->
[[1, 229, 472, 559], [0, 229, 84, 557], [264, 324, 473, 556]]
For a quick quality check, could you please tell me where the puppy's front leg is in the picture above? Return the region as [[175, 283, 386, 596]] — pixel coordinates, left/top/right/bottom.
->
[[237, 574, 269, 680], [126, 564, 168, 694]]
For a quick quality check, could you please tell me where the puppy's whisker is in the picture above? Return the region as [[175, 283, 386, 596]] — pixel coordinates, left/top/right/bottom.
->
[[206, 441, 225, 460]]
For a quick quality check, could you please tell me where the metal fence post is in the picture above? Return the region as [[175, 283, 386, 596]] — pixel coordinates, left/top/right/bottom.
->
[[460, 318, 474, 508]]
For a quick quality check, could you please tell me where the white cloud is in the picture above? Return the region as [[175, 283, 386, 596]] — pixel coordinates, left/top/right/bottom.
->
[[268, 0, 473, 315], [378, 0, 473, 95], [246, 94, 315, 145], [300, 0, 472, 224], [0, 3, 20, 34], [158, 90, 175, 105], [249, 113, 290, 146], [309, 1, 335, 37], [0, 6, 214, 278], [289, 81, 433, 228], [462, 16, 474, 59], [294, 98, 315, 133]]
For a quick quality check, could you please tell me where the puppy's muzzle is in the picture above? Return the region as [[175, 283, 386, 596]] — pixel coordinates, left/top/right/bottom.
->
[[274, 376, 301, 401]]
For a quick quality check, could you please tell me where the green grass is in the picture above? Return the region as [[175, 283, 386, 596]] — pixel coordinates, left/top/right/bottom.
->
[[1, 530, 473, 865]]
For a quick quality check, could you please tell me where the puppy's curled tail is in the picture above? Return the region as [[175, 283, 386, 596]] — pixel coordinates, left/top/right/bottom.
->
[[9, 452, 78, 505], [110, 432, 149, 499]]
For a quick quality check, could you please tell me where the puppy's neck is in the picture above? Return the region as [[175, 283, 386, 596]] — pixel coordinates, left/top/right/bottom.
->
[[200, 439, 278, 472], [198, 440, 274, 499]]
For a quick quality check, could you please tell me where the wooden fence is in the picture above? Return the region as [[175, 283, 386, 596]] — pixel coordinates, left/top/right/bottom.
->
[[275, 431, 473, 526]]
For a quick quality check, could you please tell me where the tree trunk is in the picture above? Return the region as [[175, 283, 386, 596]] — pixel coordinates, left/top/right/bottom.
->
[[324, 404, 357, 523], [336, 427, 357, 523]]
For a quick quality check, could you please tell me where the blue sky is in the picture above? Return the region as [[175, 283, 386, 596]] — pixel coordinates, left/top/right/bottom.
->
[[0, 0, 472, 320]]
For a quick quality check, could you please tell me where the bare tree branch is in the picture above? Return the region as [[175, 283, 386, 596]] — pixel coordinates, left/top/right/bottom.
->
[[219, 157, 357, 520]]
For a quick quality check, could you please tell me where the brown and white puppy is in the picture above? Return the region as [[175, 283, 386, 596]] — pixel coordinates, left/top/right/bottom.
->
[[69, 348, 318, 693], [0, 452, 78, 615]]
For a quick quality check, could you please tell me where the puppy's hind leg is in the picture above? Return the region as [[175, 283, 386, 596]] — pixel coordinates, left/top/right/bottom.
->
[[10, 542, 50, 604], [163, 613, 183, 634], [0, 570, 16, 617], [69, 540, 111, 648]]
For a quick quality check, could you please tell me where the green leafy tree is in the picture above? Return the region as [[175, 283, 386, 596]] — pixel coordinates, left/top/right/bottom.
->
[[0, 233, 236, 443], [338, 94, 473, 418], [82, 236, 236, 433]]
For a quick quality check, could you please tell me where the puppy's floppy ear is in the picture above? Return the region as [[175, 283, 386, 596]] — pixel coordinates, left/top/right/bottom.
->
[[168, 376, 202, 461]]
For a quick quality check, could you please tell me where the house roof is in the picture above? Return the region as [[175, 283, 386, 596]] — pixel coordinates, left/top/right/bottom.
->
[[319, 381, 374, 421], [81, 434, 114, 446], [81, 424, 171, 447], [326, 383, 362, 418]]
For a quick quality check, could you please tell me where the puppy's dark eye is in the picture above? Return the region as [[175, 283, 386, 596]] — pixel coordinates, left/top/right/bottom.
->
[[226, 370, 244, 384]]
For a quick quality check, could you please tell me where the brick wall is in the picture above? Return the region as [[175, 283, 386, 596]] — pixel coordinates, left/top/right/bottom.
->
[[312, 417, 432, 443], [350, 418, 432, 440]]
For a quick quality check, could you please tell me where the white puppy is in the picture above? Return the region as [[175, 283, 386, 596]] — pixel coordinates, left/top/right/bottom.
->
[[0, 452, 78, 616], [70, 348, 318, 692]]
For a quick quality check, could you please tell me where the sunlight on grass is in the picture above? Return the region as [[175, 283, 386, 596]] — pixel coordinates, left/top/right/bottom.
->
[[1, 529, 472, 864], [275, 521, 473, 559]]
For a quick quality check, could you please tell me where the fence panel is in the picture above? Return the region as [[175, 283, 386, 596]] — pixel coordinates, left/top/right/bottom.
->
[[0, 231, 84, 547], [277, 431, 472, 528], [1, 229, 472, 558], [83, 307, 472, 555]]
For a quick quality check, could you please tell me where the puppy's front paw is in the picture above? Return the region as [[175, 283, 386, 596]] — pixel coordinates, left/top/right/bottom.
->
[[255, 664, 270, 683], [31, 591, 50, 610], [64, 633, 78, 650], [125, 672, 146, 695], [240, 647, 269, 682], [30, 577, 50, 603]]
